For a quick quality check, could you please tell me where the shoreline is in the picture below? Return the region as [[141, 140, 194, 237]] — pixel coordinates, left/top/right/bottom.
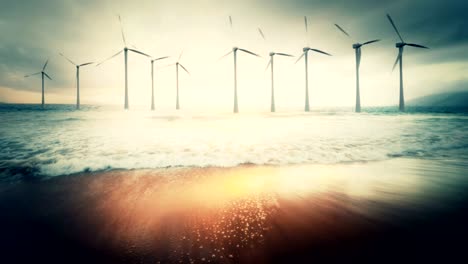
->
[[1, 158, 467, 263]]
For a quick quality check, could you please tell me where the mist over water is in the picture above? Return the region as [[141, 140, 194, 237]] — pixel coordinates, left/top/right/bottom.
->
[[1, 104, 467, 181]]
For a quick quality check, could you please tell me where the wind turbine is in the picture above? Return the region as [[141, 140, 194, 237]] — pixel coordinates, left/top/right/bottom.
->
[[59, 53, 94, 109], [24, 59, 52, 108], [96, 15, 151, 110], [259, 27, 294, 112], [296, 16, 332, 112], [387, 14, 429, 112], [167, 52, 190, 110], [265, 52, 294, 112], [220, 17, 260, 113], [220, 47, 261, 113], [149, 55, 169, 110], [334, 24, 380, 112]]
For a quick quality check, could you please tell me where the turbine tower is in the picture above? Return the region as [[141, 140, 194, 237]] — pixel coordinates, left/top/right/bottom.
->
[[97, 15, 151, 110], [24, 59, 52, 108], [296, 16, 332, 112], [334, 24, 380, 112], [220, 16, 261, 113], [387, 14, 429, 112], [266, 52, 294, 112], [59, 53, 94, 109], [149, 55, 169, 110], [168, 52, 190, 110], [220, 47, 261, 113]]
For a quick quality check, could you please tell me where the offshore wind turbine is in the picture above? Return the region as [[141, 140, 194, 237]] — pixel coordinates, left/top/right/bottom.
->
[[96, 15, 151, 110], [59, 53, 94, 109], [220, 16, 261, 113], [266, 52, 294, 112], [334, 24, 380, 112], [220, 47, 261, 113], [259, 27, 294, 112], [24, 59, 52, 108], [167, 52, 190, 110], [149, 55, 169, 110], [387, 14, 429, 112], [296, 16, 332, 112]]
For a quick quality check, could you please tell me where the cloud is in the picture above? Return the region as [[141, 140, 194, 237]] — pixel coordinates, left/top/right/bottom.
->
[[0, 0, 466, 106]]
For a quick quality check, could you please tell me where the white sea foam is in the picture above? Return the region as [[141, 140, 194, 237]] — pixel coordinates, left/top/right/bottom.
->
[[1, 106, 467, 178]]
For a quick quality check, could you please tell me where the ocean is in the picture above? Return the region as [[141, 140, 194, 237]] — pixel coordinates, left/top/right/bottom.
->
[[1, 104, 467, 181]]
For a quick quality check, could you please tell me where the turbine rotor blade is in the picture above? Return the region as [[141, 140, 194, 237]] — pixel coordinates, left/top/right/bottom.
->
[[386, 14, 404, 42], [59, 53, 76, 66], [42, 59, 49, 71], [239, 48, 260, 57], [362, 39, 381, 45], [128, 49, 151, 57], [96, 50, 123, 66], [392, 50, 402, 71], [295, 52, 305, 64], [177, 51, 184, 62], [406, 43, 429, 49], [179, 63, 190, 75], [79, 62, 94, 67], [218, 51, 233, 60], [229, 16, 233, 28], [24, 72, 41, 78], [334, 24, 350, 37], [275, 53, 294, 57], [304, 16, 308, 32], [309, 48, 332, 56], [265, 58, 272, 71], [118, 15, 127, 46], [153, 56, 170, 62], [43, 72, 52, 80], [258, 28, 266, 40]]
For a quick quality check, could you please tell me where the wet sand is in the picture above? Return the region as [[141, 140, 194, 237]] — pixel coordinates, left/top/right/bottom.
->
[[1, 158, 467, 263]]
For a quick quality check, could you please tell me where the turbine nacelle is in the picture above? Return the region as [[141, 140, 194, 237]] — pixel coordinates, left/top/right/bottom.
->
[[233, 47, 238, 52], [396, 42, 405, 48], [303, 47, 310, 52], [352, 43, 362, 49], [269, 52, 275, 56]]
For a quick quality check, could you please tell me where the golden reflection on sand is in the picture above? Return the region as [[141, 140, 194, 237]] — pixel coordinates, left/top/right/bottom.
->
[[73, 159, 440, 263]]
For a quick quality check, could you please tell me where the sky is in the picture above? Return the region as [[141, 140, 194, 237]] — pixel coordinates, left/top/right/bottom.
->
[[0, 0, 467, 110]]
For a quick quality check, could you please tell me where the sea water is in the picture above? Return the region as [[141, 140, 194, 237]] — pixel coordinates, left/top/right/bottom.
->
[[1, 104, 467, 181]]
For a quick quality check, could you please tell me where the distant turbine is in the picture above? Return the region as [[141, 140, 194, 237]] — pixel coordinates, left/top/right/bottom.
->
[[96, 15, 151, 109], [149, 55, 169, 110], [266, 52, 294, 112], [296, 16, 332, 112], [24, 59, 52, 108], [59, 53, 94, 109], [334, 24, 380, 112], [387, 14, 429, 112], [167, 52, 190, 110], [220, 47, 261, 113]]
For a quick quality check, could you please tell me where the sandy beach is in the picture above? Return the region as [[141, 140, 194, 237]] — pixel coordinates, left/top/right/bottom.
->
[[1, 158, 467, 263]]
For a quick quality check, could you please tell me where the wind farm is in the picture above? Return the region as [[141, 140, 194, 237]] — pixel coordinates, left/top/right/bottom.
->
[[1, 1, 467, 264], [15, 14, 433, 113]]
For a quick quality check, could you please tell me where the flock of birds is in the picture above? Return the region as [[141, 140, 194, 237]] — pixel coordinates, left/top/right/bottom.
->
[[25, 14, 429, 113]]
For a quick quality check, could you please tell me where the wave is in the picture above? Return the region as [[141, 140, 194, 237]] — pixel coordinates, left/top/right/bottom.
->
[[1, 106, 467, 182]]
